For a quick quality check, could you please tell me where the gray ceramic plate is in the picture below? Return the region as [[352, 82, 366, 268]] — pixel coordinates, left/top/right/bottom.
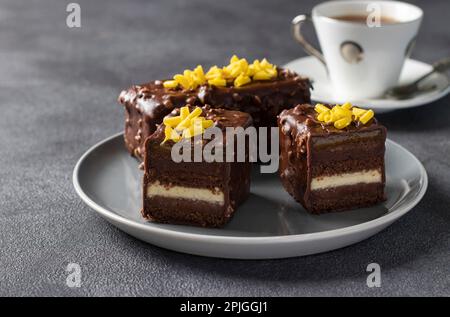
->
[[73, 133, 428, 259]]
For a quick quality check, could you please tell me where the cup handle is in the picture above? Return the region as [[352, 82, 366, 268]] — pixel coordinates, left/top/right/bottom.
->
[[292, 14, 327, 69]]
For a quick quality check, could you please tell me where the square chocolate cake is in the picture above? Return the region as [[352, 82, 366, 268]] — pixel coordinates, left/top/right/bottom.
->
[[278, 103, 387, 213], [118, 56, 311, 159], [142, 105, 253, 227]]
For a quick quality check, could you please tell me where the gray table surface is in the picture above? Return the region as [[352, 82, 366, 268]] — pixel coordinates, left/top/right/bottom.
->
[[1, 0, 449, 297]]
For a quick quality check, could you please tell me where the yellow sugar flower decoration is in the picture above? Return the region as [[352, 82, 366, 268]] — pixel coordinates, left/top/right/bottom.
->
[[163, 65, 208, 90], [163, 55, 278, 89], [314, 102, 375, 129], [162, 106, 214, 144]]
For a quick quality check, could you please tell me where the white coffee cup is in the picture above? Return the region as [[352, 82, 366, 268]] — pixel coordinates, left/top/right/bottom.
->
[[292, 1, 423, 99]]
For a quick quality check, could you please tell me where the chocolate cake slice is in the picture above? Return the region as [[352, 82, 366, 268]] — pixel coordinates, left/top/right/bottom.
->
[[118, 56, 311, 159], [142, 105, 253, 227], [278, 103, 387, 214]]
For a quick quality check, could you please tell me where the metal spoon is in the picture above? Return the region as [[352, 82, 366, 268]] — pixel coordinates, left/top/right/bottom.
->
[[385, 56, 450, 100]]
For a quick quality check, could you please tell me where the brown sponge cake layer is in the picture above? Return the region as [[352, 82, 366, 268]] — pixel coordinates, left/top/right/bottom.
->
[[311, 132, 385, 162], [306, 183, 385, 214], [148, 157, 229, 180], [143, 196, 231, 227], [311, 158, 384, 177], [147, 160, 250, 188]]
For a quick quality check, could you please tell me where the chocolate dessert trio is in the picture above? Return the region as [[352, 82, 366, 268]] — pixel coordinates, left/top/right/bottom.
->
[[118, 56, 386, 227]]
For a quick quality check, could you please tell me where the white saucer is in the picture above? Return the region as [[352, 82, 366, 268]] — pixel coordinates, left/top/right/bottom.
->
[[73, 133, 427, 259], [284, 56, 449, 113]]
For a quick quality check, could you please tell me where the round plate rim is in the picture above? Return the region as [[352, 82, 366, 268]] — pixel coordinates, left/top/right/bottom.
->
[[73, 132, 428, 244], [283, 56, 450, 110]]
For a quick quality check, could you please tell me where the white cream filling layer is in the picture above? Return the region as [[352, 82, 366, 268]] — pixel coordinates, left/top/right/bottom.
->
[[311, 169, 381, 191], [146, 182, 224, 205]]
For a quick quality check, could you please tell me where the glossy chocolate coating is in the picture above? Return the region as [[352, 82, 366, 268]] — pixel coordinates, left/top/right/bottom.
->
[[118, 69, 311, 159]]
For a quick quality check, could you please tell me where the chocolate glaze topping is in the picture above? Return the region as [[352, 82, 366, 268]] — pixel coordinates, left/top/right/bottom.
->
[[118, 68, 311, 159], [119, 69, 310, 122], [148, 105, 253, 149], [278, 104, 381, 137]]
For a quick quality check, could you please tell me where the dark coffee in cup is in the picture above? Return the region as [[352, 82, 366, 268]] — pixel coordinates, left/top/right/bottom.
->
[[332, 14, 399, 25]]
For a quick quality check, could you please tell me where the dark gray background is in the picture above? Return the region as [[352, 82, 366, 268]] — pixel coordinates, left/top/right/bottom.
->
[[0, 0, 449, 296]]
